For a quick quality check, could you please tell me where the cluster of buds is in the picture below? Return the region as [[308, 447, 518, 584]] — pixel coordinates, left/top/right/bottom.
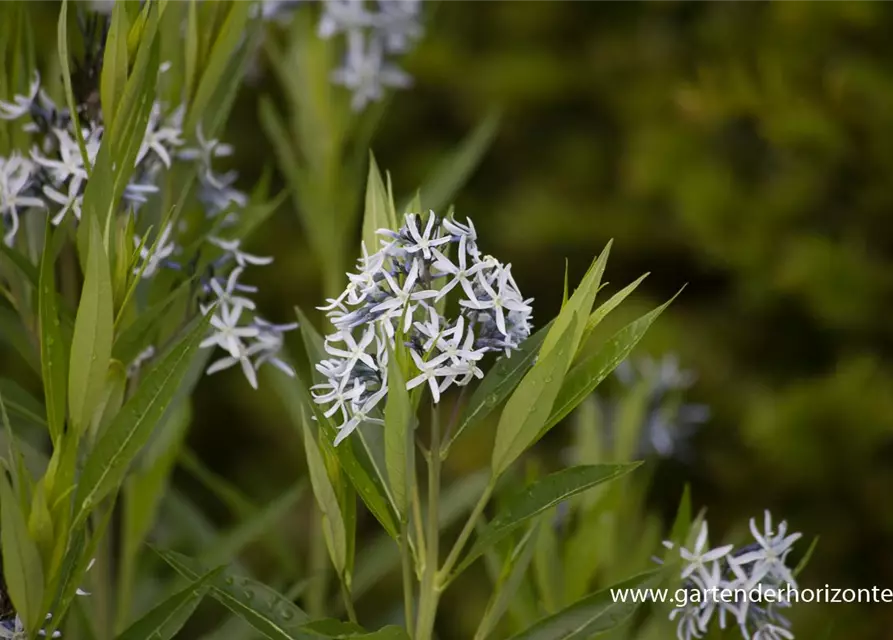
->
[[662, 513, 802, 640], [313, 211, 533, 444]]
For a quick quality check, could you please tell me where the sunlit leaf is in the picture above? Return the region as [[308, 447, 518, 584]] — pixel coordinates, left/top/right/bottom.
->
[[383, 344, 413, 518], [543, 294, 678, 432], [73, 312, 209, 528], [491, 315, 579, 477], [444, 320, 552, 455], [68, 218, 114, 435], [100, 1, 129, 125], [0, 462, 44, 634]]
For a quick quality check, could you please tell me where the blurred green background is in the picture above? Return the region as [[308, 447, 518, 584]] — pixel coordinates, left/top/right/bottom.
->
[[4, 1, 893, 638]]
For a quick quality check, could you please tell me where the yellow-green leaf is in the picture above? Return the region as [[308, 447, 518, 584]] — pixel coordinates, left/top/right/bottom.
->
[[69, 219, 113, 436]]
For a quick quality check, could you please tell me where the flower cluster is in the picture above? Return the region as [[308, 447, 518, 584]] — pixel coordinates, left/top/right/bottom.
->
[[662, 513, 802, 640], [0, 57, 294, 388], [0, 72, 183, 246], [613, 353, 710, 458], [199, 238, 298, 390], [318, 0, 423, 111], [312, 211, 533, 445]]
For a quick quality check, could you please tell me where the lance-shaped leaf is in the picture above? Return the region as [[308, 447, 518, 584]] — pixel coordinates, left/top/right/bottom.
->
[[302, 415, 348, 576], [116, 567, 221, 640], [383, 344, 413, 518], [100, 1, 129, 125], [69, 219, 114, 435], [362, 154, 396, 253], [267, 352, 400, 540], [0, 379, 46, 432], [451, 464, 640, 581], [444, 321, 552, 455], [0, 463, 44, 634], [73, 312, 209, 528], [155, 549, 309, 640], [578, 274, 648, 350], [539, 243, 611, 362], [185, 0, 251, 132], [506, 570, 663, 640], [491, 315, 579, 477], [543, 294, 677, 432], [38, 224, 68, 443]]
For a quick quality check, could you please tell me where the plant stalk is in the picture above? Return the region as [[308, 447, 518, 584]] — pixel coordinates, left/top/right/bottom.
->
[[415, 405, 442, 640], [438, 480, 494, 586]]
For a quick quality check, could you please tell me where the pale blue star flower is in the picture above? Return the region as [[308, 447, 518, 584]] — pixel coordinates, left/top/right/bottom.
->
[[1, 154, 45, 245], [0, 71, 40, 120], [200, 303, 260, 358]]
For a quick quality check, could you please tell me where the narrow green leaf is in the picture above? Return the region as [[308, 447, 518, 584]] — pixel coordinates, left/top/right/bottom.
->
[[506, 570, 662, 640], [475, 525, 540, 640], [362, 154, 395, 253], [0, 379, 46, 431], [155, 549, 309, 640], [445, 320, 552, 455], [539, 242, 611, 362], [0, 307, 40, 375], [69, 219, 113, 435], [667, 484, 691, 546], [73, 312, 210, 528], [116, 567, 221, 640], [0, 242, 39, 287], [404, 111, 500, 213], [113, 276, 196, 363], [0, 463, 44, 634], [302, 415, 348, 575], [543, 294, 678, 432], [453, 464, 640, 580], [57, 0, 90, 171], [491, 316, 579, 477], [383, 345, 412, 518], [185, 0, 251, 132], [266, 356, 400, 540], [184, 0, 199, 103], [100, 1, 129, 125], [578, 273, 648, 350]]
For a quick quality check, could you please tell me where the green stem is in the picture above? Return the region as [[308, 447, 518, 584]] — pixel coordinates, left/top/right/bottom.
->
[[340, 579, 358, 624], [401, 523, 416, 636], [415, 406, 442, 640], [438, 481, 494, 587]]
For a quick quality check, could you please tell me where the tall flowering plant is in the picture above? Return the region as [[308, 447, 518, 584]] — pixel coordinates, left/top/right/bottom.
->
[[265, 158, 685, 640]]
